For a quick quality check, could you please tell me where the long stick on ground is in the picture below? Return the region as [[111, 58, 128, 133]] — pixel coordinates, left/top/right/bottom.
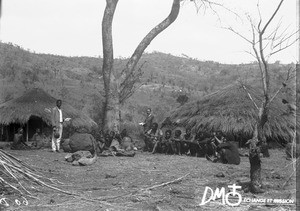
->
[[0, 149, 35, 171], [95, 173, 191, 201], [143, 173, 190, 191]]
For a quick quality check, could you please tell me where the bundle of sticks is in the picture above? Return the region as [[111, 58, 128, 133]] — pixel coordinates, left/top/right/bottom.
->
[[0, 149, 66, 198]]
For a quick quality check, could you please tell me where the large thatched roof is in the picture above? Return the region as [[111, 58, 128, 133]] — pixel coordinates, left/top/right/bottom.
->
[[168, 83, 297, 141], [0, 88, 97, 129]]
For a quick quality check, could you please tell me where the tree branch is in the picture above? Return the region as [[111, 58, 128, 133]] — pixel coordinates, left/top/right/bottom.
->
[[269, 67, 294, 103], [240, 83, 259, 110], [119, 61, 146, 104], [270, 30, 299, 56], [223, 27, 252, 44], [270, 38, 299, 56], [261, 0, 284, 35], [120, 0, 181, 79]]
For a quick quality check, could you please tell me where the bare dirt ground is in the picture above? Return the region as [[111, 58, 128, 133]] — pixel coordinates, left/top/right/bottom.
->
[[1, 149, 297, 211]]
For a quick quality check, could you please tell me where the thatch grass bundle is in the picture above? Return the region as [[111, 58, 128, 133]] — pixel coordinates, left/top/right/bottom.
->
[[0, 149, 67, 198], [0, 88, 97, 129], [168, 83, 297, 141]]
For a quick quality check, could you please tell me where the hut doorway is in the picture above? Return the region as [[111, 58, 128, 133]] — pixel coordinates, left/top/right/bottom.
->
[[27, 116, 51, 140]]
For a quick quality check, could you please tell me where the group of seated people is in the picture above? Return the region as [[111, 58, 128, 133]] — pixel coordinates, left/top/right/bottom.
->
[[144, 122, 240, 165], [97, 129, 137, 153], [11, 128, 50, 150], [10, 124, 240, 164]]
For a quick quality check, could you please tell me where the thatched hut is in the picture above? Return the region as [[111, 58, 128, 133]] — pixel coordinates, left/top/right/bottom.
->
[[167, 83, 297, 145], [0, 88, 97, 141]]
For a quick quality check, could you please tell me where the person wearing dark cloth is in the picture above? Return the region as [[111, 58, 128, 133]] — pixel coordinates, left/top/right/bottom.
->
[[215, 137, 240, 165], [145, 122, 163, 153], [160, 130, 172, 154], [172, 129, 183, 155], [194, 131, 210, 157], [152, 129, 171, 154], [140, 108, 155, 152], [198, 131, 219, 160], [11, 128, 29, 150], [97, 131, 106, 152], [139, 108, 155, 133], [182, 128, 195, 155], [103, 130, 112, 149]]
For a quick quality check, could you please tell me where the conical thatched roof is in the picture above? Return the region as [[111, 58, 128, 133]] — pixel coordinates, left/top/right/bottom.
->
[[168, 83, 297, 141], [0, 88, 97, 129]]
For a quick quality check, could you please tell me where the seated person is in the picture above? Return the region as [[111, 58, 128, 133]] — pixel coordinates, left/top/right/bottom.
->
[[109, 131, 122, 151], [120, 129, 137, 151], [103, 130, 112, 149], [195, 131, 211, 157], [145, 123, 163, 153], [31, 128, 45, 148], [197, 131, 219, 160], [182, 127, 195, 155], [160, 129, 173, 154], [172, 129, 183, 155], [97, 130, 106, 152], [11, 128, 30, 150], [215, 137, 240, 165]]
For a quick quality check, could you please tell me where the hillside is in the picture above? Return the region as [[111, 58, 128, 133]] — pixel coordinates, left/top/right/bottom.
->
[[0, 42, 296, 133]]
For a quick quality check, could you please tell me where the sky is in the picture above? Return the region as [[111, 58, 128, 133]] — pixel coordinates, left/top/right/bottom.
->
[[0, 0, 298, 64]]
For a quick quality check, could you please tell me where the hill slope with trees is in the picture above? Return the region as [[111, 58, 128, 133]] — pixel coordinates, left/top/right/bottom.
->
[[0, 42, 295, 133]]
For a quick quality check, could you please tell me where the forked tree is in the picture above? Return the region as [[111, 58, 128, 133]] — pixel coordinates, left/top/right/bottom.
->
[[226, 0, 298, 193], [101, 0, 220, 132]]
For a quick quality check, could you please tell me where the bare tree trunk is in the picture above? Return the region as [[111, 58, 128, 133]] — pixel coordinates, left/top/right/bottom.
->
[[105, 75, 121, 132], [102, 0, 119, 132], [249, 105, 269, 193]]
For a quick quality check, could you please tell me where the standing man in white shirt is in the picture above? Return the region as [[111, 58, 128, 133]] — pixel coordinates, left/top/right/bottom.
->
[[51, 99, 70, 152]]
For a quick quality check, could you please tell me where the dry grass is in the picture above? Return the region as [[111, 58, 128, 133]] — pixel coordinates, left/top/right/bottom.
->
[[0, 88, 97, 129], [168, 83, 297, 142]]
